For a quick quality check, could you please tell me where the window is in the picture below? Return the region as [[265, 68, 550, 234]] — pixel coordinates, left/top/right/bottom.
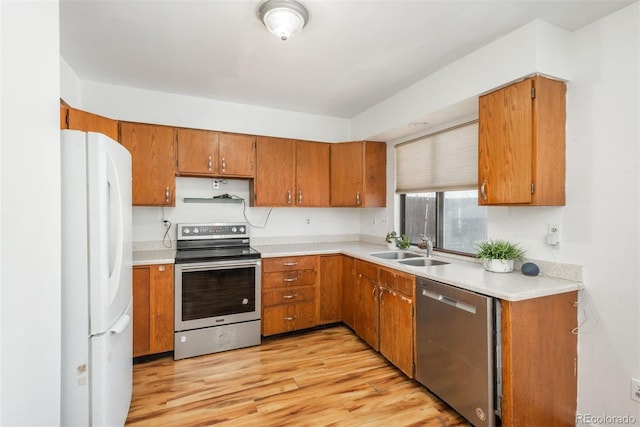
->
[[395, 121, 486, 256], [401, 191, 487, 255]]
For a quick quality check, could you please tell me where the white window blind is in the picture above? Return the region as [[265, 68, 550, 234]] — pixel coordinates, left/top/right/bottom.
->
[[395, 121, 478, 194]]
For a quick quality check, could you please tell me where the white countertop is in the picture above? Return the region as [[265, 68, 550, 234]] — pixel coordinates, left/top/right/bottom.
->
[[132, 249, 176, 266], [131, 241, 582, 301], [253, 241, 583, 302]]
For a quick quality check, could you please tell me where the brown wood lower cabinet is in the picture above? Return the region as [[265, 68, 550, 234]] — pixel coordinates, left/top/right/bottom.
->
[[354, 260, 380, 351], [318, 255, 343, 324], [378, 266, 415, 378], [261, 255, 318, 336], [132, 264, 174, 357], [500, 291, 577, 427]]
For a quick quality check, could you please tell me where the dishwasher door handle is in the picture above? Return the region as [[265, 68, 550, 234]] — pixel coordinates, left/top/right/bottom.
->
[[421, 288, 477, 314]]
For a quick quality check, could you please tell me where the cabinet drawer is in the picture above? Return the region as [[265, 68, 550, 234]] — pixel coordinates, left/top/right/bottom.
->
[[263, 256, 317, 272], [355, 259, 379, 281], [263, 270, 316, 289], [379, 268, 415, 297], [263, 286, 316, 307], [262, 301, 316, 336]]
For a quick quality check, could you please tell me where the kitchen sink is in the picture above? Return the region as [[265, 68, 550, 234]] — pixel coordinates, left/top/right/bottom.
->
[[369, 251, 423, 260], [398, 258, 450, 267]]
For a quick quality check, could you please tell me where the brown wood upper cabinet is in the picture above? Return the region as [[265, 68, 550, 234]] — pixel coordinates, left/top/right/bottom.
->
[[60, 105, 119, 142], [330, 141, 386, 207], [176, 128, 255, 178], [251, 136, 330, 207], [478, 75, 566, 206], [119, 122, 176, 206]]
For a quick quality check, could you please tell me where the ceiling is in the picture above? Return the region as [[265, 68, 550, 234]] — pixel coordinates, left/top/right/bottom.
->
[[60, 0, 634, 120]]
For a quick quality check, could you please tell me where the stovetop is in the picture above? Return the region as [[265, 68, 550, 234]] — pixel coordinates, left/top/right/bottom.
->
[[174, 222, 260, 264]]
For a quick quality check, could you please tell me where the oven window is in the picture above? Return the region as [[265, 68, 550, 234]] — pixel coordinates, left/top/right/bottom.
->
[[181, 267, 256, 321]]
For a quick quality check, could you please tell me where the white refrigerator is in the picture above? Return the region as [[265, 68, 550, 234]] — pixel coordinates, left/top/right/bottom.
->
[[61, 130, 133, 426]]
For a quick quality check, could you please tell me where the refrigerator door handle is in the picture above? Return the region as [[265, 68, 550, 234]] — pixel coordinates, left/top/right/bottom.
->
[[106, 154, 124, 306], [108, 314, 131, 335]]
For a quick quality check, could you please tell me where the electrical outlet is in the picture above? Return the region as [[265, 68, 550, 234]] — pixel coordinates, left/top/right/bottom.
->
[[546, 224, 560, 246], [306, 218, 310, 225], [632, 378, 640, 403], [213, 179, 220, 189], [381, 217, 389, 225]]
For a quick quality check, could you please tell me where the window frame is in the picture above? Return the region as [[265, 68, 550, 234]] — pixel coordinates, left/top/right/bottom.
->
[[400, 192, 479, 258]]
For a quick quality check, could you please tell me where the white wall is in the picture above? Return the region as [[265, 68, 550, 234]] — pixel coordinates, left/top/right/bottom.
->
[[0, 1, 61, 425], [568, 4, 639, 423]]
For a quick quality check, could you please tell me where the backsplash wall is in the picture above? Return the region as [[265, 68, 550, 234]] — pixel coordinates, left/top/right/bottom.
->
[[132, 177, 362, 245]]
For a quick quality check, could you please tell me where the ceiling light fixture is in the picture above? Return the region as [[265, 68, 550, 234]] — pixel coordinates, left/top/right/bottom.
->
[[258, 0, 309, 41]]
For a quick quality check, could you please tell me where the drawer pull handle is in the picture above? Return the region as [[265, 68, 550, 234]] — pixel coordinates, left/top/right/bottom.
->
[[283, 294, 297, 299], [283, 277, 298, 282], [282, 262, 298, 266], [284, 316, 297, 321]]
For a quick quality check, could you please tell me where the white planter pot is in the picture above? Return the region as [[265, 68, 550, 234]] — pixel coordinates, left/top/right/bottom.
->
[[482, 259, 514, 273]]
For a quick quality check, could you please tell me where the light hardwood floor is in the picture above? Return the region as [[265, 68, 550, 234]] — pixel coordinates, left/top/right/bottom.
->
[[126, 325, 470, 426]]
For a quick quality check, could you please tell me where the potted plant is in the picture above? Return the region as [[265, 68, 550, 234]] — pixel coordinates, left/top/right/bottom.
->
[[397, 234, 411, 249], [475, 239, 525, 273], [385, 231, 399, 249]]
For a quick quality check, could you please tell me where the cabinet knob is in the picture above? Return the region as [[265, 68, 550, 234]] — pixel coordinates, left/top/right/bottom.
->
[[208, 156, 212, 171], [480, 179, 487, 201], [356, 191, 361, 205], [287, 190, 292, 205], [298, 190, 303, 205], [164, 187, 170, 203], [158, 265, 165, 272], [221, 157, 226, 173]]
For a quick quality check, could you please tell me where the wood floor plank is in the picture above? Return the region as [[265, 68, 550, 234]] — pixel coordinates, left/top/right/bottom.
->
[[126, 325, 470, 426]]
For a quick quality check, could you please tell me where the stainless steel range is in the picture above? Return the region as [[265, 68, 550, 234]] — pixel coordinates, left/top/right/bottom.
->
[[174, 222, 261, 360]]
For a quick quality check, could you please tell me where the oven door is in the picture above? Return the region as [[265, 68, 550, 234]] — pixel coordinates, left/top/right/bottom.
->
[[175, 259, 261, 332]]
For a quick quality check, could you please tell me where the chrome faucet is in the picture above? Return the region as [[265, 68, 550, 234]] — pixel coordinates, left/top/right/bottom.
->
[[419, 235, 434, 257]]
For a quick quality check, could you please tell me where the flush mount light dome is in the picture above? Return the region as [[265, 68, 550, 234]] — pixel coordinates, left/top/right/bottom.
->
[[258, 0, 309, 41]]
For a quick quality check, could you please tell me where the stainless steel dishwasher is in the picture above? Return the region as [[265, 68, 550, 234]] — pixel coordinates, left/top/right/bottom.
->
[[415, 277, 498, 427]]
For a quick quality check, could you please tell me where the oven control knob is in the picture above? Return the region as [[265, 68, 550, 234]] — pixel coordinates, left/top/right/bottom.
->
[[232, 227, 237, 233], [239, 226, 245, 233], [193, 227, 199, 234], [183, 228, 190, 234]]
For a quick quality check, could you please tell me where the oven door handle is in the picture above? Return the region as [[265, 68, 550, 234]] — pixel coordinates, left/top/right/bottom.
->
[[179, 261, 260, 272]]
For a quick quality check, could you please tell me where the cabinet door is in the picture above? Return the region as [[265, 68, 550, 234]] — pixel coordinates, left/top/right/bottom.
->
[[478, 78, 533, 205], [176, 128, 217, 175], [119, 122, 176, 206], [262, 302, 316, 336], [341, 256, 355, 329], [63, 106, 119, 142], [252, 136, 296, 206], [356, 275, 379, 350], [218, 133, 255, 177], [296, 141, 330, 207], [132, 267, 151, 357], [318, 255, 343, 325], [132, 264, 174, 357], [330, 142, 363, 206], [379, 288, 414, 378]]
